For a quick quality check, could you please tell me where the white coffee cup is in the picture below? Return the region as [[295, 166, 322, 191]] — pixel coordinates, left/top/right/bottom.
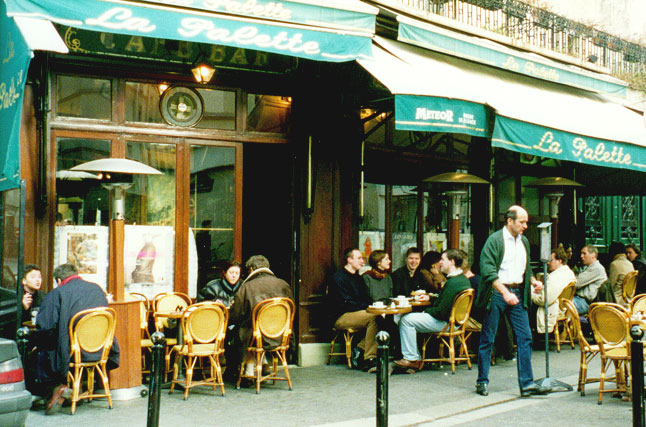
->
[[373, 301, 384, 308], [397, 295, 406, 300]]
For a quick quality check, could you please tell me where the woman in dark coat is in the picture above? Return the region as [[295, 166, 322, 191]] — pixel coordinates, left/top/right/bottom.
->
[[419, 251, 445, 293], [197, 260, 242, 307]]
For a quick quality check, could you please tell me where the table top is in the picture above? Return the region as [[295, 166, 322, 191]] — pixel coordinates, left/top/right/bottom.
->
[[22, 321, 36, 329], [410, 299, 431, 307], [366, 305, 412, 315], [155, 310, 184, 319]]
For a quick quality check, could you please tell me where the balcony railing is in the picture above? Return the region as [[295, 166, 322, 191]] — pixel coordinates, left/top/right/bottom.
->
[[383, 0, 645, 77]]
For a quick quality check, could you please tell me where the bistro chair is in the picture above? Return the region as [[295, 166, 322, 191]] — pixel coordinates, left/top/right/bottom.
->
[[125, 292, 153, 375], [552, 281, 577, 352], [589, 302, 630, 405], [169, 302, 228, 399], [237, 297, 295, 394], [153, 292, 192, 380], [421, 288, 475, 374], [327, 327, 358, 369], [561, 299, 601, 396], [67, 307, 117, 415], [622, 271, 639, 305], [630, 294, 646, 314]]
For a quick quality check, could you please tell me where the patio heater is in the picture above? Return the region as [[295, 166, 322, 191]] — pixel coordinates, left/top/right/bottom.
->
[[69, 158, 162, 396], [423, 172, 489, 249], [70, 158, 162, 302], [525, 177, 583, 249], [535, 222, 573, 393]]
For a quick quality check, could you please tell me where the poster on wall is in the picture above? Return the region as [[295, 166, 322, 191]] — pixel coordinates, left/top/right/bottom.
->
[[54, 225, 109, 291], [124, 225, 175, 299]]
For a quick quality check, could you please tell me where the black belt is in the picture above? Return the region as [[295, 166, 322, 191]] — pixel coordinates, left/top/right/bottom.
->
[[503, 283, 523, 289]]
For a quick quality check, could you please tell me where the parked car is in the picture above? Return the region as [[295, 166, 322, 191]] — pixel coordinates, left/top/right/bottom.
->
[[0, 338, 31, 426]]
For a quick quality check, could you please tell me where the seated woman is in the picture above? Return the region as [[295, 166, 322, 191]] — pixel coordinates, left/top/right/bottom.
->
[[197, 260, 242, 307], [419, 251, 445, 293], [362, 250, 400, 360], [362, 250, 393, 302]]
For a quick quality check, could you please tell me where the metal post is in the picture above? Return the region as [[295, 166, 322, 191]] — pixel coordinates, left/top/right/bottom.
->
[[376, 331, 390, 427], [630, 325, 645, 427], [147, 332, 165, 427], [16, 327, 30, 363]]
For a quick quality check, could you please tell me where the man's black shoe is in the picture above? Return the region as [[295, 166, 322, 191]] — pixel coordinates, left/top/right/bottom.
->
[[351, 347, 363, 370], [475, 383, 489, 396], [361, 357, 376, 372], [520, 382, 550, 397]]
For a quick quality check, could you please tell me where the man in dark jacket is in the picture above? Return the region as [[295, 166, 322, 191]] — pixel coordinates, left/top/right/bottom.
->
[[394, 249, 470, 372], [627, 244, 646, 295], [21, 264, 44, 323], [475, 206, 547, 398], [391, 247, 426, 297], [31, 263, 120, 415], [328, 248, 378, 371], [230, 255, 291, 380]]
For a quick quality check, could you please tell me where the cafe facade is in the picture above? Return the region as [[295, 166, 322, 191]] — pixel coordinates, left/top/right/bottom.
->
[[2, 0, 646, 378]]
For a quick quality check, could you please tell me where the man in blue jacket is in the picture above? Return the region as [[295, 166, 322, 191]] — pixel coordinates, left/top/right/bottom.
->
[[475, 206, 549, 397]]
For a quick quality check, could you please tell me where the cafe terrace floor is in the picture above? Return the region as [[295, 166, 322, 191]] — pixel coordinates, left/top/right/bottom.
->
[[27, 343, 632, 426]]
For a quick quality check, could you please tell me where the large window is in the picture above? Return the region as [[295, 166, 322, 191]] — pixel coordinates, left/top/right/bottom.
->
[[190, 145, 236, 288], [0, 189, 20, 338]]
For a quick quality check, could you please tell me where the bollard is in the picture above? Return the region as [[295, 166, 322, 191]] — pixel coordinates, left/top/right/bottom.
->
[[631, 325, 645, 427], [147, 331, 166, 427], [376, 331, 390, 427], [16, 327, 31, 363]]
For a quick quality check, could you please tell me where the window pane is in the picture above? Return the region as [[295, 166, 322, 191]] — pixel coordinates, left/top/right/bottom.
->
[[195, 88, 235, 130], [392, 185, 418, 270], [56, 76, 111, 119], [190, 145, 235, 289], [56, 138, 111, 226], [125, 142, 176, 296], [126, 143, 176, 225], [55, 138, 111, 291], [359, 183, 385, 263], [247, 94, 291, 133], [125, 82, 163, 124], [0, 189, 20, 339]]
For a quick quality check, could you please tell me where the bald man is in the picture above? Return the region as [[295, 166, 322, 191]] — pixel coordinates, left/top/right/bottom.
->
[[475, 206, 549, 397]]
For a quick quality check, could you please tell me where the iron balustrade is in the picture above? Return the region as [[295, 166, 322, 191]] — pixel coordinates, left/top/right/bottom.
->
[[378, 0, 645, 77]]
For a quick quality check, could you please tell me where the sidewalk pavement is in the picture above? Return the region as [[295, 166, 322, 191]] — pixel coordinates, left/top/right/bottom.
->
[[26, 344, 634, 426]]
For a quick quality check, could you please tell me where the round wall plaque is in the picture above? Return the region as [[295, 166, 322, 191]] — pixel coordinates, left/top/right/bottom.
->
[[159, 86, 204, 127]]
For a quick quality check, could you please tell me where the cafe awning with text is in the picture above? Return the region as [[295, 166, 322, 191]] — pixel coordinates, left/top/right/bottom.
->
[[358, 37, 646, 173], [4, 0, 378, 62]]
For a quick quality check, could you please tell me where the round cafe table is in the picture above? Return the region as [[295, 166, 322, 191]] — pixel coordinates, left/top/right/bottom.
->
[[366, 305, 412, 315]]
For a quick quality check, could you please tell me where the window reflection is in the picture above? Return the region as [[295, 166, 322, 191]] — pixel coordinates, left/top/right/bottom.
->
[[359, 183, 385, 265], [196, 89, 235, 130], [0, 189, 20, 338], [125, 82, 163, 124], [247, 94, 291, 133], [56, 138, 111, 226], [56, 76, 111, 119], [126, 143, 176, 225], [190, 145, 235, 289]]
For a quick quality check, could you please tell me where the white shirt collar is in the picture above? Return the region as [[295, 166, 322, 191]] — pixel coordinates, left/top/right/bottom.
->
[[447, 268, 463, 278]]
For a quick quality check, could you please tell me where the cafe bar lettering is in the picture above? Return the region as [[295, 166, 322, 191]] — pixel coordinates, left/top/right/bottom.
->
[[415, 108, 478, 127], [86, 8, 320, 55]]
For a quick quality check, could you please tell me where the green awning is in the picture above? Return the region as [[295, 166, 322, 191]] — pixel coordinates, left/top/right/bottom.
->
[[397, 15, 628, 98], [4, 0, 377, 62], [358, 37, 646, 173]]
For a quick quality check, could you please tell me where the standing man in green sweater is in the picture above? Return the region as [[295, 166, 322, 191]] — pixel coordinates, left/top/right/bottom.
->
[[394, 249, 470, 372], [475, 205, 549, 397]]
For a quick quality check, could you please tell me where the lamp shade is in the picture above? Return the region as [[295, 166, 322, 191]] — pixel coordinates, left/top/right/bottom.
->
[[70, 158, 162, 175], [55, 170, 98, 180], [423, 172, 489, 184], [524, 177, 583, 187]]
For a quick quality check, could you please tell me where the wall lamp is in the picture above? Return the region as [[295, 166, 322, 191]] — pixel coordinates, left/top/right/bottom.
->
[[191, 63, 215, 84]]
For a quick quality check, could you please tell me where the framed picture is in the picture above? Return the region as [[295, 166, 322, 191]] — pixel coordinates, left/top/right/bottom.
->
[[54, 225, 109, 291]]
